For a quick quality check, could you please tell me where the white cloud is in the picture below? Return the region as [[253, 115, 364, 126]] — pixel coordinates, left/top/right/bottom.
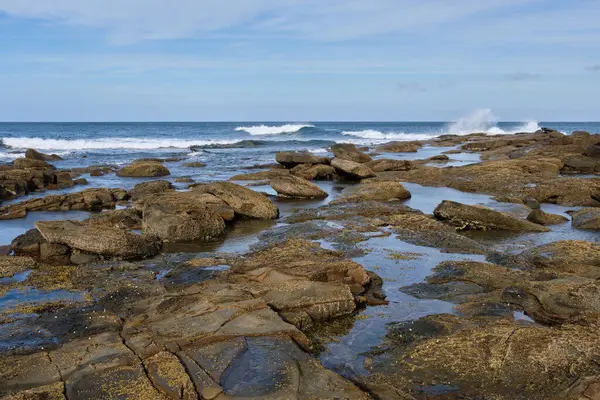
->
[[0, 0, 538, 43]]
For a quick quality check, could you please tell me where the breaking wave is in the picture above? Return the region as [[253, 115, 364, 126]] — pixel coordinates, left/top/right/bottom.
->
[[1, 137, 242, 151], [342, 130, 437, 141], [447, 109, 540, 135], [234, 124, 314, 136]]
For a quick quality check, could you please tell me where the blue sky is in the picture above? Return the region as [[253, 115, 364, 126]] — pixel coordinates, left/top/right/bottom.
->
[[0, 0, 599, 121]]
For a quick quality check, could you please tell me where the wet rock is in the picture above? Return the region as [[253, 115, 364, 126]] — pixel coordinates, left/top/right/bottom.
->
[[25, 148, 63, 162], [269, 175, 328, 199], [116, 162, 170, 177], [331, 143, 372, 163], [401, 321, 600, 399], [191, 181, 279, 220], [364, 159, 415, 172], [0, 188, 123, 220], [35, 220, 162, 259], [523, 197, 540, 209], [11, 229, 44, 257], [174, 177, 194, 183], [54, 171, 74, 188], [39, 242, 71, 265], [571, 208, 600, 230], [389, 214, 487, 254], [129, 180, 173, 201], [89, 169, 104, 176], [275, 151, 329, 168], [183, 161, 206, 168], [331, 158, 375, 180], [526, 209, 569, 225], [290, 164, 337, 180], [428, 154, 450, 162], [87, 209, 143, 230], [13, 158, 55, 170], [69, 252, 100, 265], [0, 255, 35, 278], [229, 169, 290, 181], [434, 200, 551, 232], [286, 200, 418, 224], [562, 155, 600, 173], [376, 141, 423, 153], [525, 177, 600, 206], [73, 178, 88, 185], [137, 191, 235, 222], [334, 181, 411, 204], [143, 199, 226, 242], [584, 142, 600, 159], [519, 240, 600, 278]]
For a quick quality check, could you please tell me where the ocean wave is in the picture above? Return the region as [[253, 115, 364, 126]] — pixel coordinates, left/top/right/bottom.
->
[[234, 124, 314, 136], [447, 109, 540, 135], [1, 137, 242, 151], [342, 130, 437, 141]]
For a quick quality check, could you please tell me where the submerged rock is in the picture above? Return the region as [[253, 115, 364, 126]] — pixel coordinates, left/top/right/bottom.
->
[[35, 220, 161, 259], [526, 209, 569, 225], [183, 161, 206, 168], [25, 148, 63, 162], [434, 200, 551, 232], [331, 158, 375, 180], [116, 162, 170, 177], [269, 175, 328, 199]]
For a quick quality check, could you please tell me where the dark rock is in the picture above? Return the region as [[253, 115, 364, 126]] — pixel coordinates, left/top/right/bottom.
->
[[11, 229, 44, 257], [13, 158, 55, 170], [25, 149, 63, 161], [526, 209, 569, 225], [376, 141, 423, 153], [290, 164, 337, 180], [434, 200, 550, 232], [183, 161, 206, 168], [39, 242, 71, 265], [90, 169, 104, 176], [73, 178, 88, 185], [584, 142, 600, 159], [54, 171, 74, 188]]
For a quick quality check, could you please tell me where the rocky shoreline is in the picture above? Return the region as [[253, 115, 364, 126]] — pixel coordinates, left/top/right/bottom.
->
[[1, 128, 600, 399]]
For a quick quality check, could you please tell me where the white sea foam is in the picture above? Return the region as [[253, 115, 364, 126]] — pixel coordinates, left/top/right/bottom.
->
[[342, 130, 436, 141], [234, 124, 313, 136], [1, 137, 241, 151], [447, 109, 540, 135]]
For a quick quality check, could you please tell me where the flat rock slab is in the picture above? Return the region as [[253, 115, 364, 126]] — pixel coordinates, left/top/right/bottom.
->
[[35, 220, 161, 259]]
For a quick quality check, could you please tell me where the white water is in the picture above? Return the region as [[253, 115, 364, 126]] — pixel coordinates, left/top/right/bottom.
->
[[234, 124, 313, 135], [1, 137, 242, 151], [342, 130, 436, 142], [447, 109, 539, 135]]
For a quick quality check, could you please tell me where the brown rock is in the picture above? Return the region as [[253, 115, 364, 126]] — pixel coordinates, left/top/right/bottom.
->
[[129, 180, 173, 201], [376, 141, 423, 153], [25, 148, 63, 161], [526, 209, 569, 225], [331, 158, 375, 180], [331, 143, 372, 163], [275, 151, 329, 168], [571, 208, 600, 230], [116, 162, 170, 177], [269, 175, 328, 199]]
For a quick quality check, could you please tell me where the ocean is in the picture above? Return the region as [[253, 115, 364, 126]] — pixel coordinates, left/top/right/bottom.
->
[[1, 119, 599, 185]]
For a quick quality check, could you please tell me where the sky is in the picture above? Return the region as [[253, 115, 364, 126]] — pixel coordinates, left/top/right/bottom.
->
[[0, 0, 599, 122]]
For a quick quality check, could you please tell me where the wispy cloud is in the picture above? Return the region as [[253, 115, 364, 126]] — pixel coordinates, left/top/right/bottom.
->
[[397, 83, 427, 93], [503, 73, 540, 81], [586, 64, 600, 72]]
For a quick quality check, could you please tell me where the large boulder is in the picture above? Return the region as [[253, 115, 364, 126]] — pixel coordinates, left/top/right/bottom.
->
[[330, 158, 375, 180], [334, 181, 411, 203], [13, 158, 55, 170], [434, 200, 550, 232], [35, 220, 161, 259], [25, 148, 63, 161], [276, 151, 329, 168], [129, 180, 173, 201], [192, 181, 279, 220], [116, 162, 170, 177], [331, 143, 372, 163], [571, 208, 600, 230], [269, 175, 328, 199], [562, 155, 600, 173]]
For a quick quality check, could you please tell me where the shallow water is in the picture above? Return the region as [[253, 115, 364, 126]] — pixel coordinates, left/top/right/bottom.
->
[[0, 210, 89, 246]]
